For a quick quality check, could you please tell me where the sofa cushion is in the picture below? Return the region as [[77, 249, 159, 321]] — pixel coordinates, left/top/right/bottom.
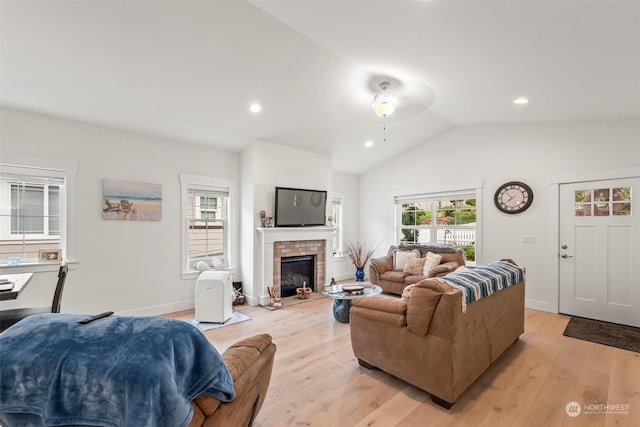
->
[[403, 256, 427, 275], [381, 270, 410, 282], [405, 280, 452, 336], [393, 249, 419, 270], [423, 251, 443, 277]]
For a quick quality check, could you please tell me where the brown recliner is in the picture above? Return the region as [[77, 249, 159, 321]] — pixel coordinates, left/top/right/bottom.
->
[[189, 334, 276, 427]]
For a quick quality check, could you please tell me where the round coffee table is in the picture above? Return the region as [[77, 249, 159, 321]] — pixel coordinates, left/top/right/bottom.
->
[[321, 284, 382, 323]]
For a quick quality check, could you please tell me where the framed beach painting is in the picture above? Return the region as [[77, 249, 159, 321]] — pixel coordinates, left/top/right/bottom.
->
[[102, 179, 162, 221]]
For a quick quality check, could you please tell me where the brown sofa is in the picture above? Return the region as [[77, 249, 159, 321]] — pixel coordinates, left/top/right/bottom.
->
[[369, 245, 465, 295], [350, 277, 524, 408], [189, 334, 276, 427]]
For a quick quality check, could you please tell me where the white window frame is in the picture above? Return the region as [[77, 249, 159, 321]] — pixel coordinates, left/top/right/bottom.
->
[[0, 153, 77, 271], [331, 193, 345, 257], [180, 173, 236, 276], [394, 185, 482, 265]]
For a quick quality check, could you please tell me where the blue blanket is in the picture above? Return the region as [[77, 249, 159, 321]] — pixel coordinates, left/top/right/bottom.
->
[[0, 313, 235, 427], [437, 261, 525, 313]]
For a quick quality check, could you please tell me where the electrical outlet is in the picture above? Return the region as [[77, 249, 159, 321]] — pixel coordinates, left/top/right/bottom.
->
[[521, 235, 535, 244]]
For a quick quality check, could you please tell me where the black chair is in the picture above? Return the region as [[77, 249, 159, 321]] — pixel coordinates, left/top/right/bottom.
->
[[0, 263, 68, 332]]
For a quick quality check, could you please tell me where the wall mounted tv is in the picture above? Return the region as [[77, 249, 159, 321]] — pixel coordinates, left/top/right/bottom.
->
[[274, 187, 327, 227]]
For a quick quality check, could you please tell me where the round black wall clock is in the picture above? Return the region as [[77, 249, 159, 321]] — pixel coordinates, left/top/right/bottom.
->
[[494, 181, 533, 214]]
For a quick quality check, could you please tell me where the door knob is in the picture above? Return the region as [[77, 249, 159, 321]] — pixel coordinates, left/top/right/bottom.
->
[[561, 254, 573, 259]]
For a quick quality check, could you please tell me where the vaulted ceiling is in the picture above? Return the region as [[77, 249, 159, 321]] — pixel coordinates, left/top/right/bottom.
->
[[2, 1, 639, 173]]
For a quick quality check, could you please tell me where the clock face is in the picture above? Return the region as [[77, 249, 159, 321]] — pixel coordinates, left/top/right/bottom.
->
[[494, 182, 533, 214]]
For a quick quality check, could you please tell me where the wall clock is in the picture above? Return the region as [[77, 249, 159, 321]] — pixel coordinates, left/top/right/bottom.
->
[[494, 181, 533, 214]]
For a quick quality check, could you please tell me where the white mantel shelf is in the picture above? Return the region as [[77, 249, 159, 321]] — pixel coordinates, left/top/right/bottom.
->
[[255, 226, 335, 305]]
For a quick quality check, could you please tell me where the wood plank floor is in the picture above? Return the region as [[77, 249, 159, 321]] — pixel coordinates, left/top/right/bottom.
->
[[166, 298, 640, 427]]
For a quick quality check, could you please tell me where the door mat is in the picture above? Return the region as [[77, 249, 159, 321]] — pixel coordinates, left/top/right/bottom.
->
[[562, 316, 640, 353], [187, 311, 251, 332], [261, 292, 324, 311]]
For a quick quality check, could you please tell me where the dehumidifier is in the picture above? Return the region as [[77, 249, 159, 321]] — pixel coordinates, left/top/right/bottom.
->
[[195, 270, 233, 323]]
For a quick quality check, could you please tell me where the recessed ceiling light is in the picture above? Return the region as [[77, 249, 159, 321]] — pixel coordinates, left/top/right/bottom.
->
[[513, 97, 529, 105], [365, 140, 374, 148], [249, 103, 262, 113]]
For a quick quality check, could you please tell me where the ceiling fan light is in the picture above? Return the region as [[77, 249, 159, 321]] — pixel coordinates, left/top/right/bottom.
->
[[372, 91, 398, 118]]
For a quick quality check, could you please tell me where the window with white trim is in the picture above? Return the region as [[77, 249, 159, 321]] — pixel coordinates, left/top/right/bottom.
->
[[0, 155, 77, 265], [180, 174, 234, 274], [331, 194, 344, 256], [395, 190, 478, 264]]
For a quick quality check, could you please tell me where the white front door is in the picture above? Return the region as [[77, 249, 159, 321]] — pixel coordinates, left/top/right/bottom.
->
[[559, 178, 639, 327]]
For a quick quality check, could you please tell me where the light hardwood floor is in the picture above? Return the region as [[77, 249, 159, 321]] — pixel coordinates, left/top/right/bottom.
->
[[166, 298, 640, 427]]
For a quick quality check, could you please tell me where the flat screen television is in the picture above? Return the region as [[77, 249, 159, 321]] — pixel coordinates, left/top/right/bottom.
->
[[274, 187, 327, 227]]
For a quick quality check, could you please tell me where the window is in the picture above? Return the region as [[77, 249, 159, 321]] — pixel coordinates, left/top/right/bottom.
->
[[0, 154, 77, 265], [395, 190, 478, 264], [574, 187, 631, 217], [180, 174, 235, 274], [330, 194, 344, 256]]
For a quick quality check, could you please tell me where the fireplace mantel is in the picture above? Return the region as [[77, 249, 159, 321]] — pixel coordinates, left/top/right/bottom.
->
[[255, 227, 334, 305]]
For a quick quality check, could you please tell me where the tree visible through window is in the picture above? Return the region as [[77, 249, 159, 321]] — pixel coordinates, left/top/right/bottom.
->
[[397, 194, 477, 263]]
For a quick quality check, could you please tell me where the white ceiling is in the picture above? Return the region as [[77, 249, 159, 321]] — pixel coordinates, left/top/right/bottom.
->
[[2, 1, 639, 174]]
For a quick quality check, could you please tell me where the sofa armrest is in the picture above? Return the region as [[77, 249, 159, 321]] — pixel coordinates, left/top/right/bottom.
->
[[369, 255, 393, 284], [191, 334, 275, 419], [351, 295, 406, 326]]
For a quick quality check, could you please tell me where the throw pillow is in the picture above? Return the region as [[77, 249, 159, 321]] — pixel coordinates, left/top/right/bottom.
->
[[403, 256, 427, 275], [422, 251, 443, 277], [393, 250, 419, 271]]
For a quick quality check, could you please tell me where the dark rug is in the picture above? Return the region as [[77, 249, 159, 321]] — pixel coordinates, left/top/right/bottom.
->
[[563, 316, 640, 353]]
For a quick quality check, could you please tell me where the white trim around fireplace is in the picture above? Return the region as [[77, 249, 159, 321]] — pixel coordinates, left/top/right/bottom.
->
[[255, 226, 335, 306]]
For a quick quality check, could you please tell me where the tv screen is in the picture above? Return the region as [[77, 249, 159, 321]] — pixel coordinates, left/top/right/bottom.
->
[[274, 187, 327, 227]]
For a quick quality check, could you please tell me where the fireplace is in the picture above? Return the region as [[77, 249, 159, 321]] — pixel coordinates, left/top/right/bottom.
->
[[255, 227, 334, 306], [280, 255, 315, 297]]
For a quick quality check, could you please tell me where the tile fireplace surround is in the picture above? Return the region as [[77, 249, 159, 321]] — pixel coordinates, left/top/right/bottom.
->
[[255, 227, 334, 306]]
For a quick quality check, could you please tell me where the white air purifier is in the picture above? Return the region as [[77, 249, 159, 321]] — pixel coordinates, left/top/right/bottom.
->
[[195, 270, 233, 323]]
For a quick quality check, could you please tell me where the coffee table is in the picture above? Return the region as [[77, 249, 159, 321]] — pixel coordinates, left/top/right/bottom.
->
[[321, 283, 382, 323]]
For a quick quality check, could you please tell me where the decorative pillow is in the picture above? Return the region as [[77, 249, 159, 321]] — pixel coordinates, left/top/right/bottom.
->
[[403, 256, 427, 275], [401, 284, 416, 301], [422, 252, 443, 277], [393, 250, 419, 271], [455, 265, 470, 273]]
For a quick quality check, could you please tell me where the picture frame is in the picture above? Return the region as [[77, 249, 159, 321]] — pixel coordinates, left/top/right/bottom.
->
[[39, 249, 62, 262], [102, 178, 162, 221]]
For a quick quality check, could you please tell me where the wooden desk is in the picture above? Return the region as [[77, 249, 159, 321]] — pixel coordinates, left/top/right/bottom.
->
[[0, 273, 34, 301]]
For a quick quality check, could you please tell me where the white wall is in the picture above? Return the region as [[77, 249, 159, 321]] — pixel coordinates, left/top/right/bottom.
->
[[240, 140, 332, 304], [331, 171, 359, 281], [0, 107, 240, 315], [359, 119, 640, 312]]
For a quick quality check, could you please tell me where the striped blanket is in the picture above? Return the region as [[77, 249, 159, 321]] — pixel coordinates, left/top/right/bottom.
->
[[437, 261, 525, 313]]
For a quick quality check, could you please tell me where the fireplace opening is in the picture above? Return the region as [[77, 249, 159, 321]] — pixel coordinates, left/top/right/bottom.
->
[[280, 255, 315, 297]]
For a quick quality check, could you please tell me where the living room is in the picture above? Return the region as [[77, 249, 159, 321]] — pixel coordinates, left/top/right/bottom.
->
[[1, 1, 639, 425]]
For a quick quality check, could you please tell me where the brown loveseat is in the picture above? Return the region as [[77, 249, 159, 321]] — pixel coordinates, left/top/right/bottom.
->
[[190, 334, 276, 427], [369, 245, 465, 295], [350, 274, 524, 408]]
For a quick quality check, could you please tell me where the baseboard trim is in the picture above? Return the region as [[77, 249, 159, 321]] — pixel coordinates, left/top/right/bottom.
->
[[117, 300, 195, 316], [525, 298, 552, 313]]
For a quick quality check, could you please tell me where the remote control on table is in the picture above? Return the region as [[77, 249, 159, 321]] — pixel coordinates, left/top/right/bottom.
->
[[78, 311, 114, 324]]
